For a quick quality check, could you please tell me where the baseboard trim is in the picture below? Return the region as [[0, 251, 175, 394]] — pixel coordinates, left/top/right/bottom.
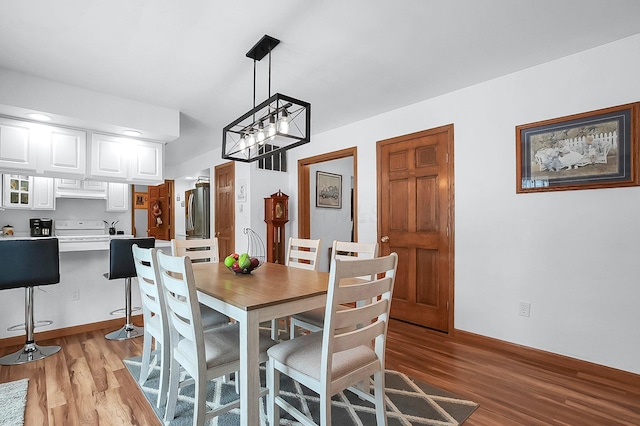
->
[[0, 315, 144, 349], [453, 328, 640, 383]]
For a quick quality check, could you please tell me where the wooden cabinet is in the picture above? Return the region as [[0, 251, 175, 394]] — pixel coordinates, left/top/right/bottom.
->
[[0, 118, 37, 172], [106, 182, 130, 212], [90, 134, 163, 184]]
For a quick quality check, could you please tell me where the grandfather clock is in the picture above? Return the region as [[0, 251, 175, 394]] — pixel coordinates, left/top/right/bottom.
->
[[264, 190, 289, 264]]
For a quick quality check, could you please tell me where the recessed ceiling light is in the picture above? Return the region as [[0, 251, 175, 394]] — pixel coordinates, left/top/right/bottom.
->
[[122, 130, 142, 137], [28, 113, 52, 121]]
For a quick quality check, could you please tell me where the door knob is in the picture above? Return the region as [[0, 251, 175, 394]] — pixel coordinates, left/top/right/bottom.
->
[[381, 236, 389, 243]]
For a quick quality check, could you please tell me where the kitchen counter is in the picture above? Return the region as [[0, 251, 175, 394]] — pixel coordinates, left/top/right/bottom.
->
[[0, 237, 172, 340], [0, 235, 171, 252]]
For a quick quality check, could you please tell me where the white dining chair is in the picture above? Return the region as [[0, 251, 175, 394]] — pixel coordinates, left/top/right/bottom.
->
[[171, 238, 220, 263], [267, 252, 398, 426], [289, 240, 378, 338], [132, 245, 170, 408], [270, 237, 322, 340], [133, 245, 231, 412], [156, 251, 277, 426]]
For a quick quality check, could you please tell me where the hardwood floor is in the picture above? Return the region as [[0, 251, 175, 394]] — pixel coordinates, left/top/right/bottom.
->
[[1, 319, 639, 425]]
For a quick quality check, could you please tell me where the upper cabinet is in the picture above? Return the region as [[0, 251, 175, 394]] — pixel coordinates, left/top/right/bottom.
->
[[37, 126, 86, 176], [0, 117, 164, 185], [2, 174, 55, 210], [55, 178, 107, 199], [0, 118, 37, 172], [90, 134, 164, 184]]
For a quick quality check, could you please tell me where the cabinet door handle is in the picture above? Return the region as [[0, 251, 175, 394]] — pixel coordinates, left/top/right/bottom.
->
[[381, 235, 389, 243]]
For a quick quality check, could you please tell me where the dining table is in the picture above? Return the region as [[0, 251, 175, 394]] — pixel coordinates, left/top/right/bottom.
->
[[191, 260, 330, 426]]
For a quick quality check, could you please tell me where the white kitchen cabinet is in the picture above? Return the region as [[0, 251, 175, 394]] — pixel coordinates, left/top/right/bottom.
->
[[0, 117, 37, 173], [32, 177, 55, 210], [106, 182, 130, 212], [90, 133, 163, 184], [2, 174, 56, 209], [130, 140, 164, 182], [90, 133, 129, 180], [55, 178, 107, 199], [38, 125, 86, 177]]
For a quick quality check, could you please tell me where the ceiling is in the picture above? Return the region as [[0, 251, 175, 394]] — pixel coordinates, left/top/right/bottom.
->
[[1, 0, 640, 168]]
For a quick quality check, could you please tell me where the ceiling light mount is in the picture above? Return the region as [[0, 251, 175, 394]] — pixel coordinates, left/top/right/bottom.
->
[[223, 35, 310, 163]]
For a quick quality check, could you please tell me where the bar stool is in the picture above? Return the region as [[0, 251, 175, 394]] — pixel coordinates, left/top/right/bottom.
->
[[0, 238, 61, 365], [104, 237, 155, 340]]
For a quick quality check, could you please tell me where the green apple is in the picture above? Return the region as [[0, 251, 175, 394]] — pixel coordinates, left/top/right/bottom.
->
[[224, 255, 235, 267]]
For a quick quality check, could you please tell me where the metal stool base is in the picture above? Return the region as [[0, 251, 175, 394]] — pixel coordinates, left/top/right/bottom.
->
[[105, 324, 144, 341], [0, 342, 61, 365]]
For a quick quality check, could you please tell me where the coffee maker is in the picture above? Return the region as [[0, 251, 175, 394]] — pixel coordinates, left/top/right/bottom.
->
[[30, 218, 53, 237]]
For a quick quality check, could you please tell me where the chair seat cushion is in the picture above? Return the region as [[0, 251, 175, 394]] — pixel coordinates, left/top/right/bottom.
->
[[267, 332, 377, 381], [177, 323, 277, 368], [200, 304, 230, 329], [292, 305, 349, 327]]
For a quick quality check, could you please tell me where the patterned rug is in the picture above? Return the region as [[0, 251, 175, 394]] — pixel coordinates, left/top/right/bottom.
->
[[123, 354, 478, 425]]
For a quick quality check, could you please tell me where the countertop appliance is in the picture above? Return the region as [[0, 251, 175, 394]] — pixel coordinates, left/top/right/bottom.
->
[[30, 218, 53, 237], [186, 184, 210, 239]]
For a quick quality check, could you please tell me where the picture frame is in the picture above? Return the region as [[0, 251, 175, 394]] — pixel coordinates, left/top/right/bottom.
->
[[516, 102, 640, 193], [134, 192, 148, 209], [237, 179, 247, 203], [316, 171, 342, 208]]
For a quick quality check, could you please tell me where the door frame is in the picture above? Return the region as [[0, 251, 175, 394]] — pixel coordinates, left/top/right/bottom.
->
[[298, 147, 358, 239], [376, 125, 455, 333]]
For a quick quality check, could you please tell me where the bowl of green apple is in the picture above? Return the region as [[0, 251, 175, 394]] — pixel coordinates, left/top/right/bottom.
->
[[223, 252, 263, 274]]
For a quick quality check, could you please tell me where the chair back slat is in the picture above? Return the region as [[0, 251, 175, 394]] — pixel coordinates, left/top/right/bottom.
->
[[171, 238, 219, 263], [333, 320, 386, 353], [285, 237, 322, 271]]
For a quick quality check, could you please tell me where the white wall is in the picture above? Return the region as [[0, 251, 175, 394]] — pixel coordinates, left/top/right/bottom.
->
[[279, 34, 640, 374], [310, 158, 354, 272]]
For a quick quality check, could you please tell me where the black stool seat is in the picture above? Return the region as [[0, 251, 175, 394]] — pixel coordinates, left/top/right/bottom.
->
[[0, 238, 60, 365], [104, 238, 155, 340]]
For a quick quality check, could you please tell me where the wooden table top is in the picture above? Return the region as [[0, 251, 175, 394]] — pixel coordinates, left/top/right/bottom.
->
[[191, 261, 330, 311]]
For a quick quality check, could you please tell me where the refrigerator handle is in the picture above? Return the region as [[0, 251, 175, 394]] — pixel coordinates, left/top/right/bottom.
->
[[187, 192, 194, 231]]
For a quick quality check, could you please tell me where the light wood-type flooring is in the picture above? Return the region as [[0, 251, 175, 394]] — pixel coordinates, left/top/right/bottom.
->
[[0, 319, 639, 425]]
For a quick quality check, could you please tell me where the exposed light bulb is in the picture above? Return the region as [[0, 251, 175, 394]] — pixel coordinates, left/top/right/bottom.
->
[[267, 115, 276, 140], [247, 133, 256, 147], [239, 136, 247, 152], [279, 109, 290, 135], [257, 121, 266, 145]]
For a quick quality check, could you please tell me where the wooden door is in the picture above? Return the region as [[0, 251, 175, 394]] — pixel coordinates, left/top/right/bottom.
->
[[147, 181, 173, 241], [215, 162, 235, 258], [377, 125, 454, 332]]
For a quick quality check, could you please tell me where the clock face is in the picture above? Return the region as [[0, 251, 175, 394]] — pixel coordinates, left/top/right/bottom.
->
[[275, 201, 284, 218]]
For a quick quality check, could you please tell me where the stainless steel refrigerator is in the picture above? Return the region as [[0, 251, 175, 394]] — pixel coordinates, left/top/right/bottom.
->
[[185, 184, 210, 239]]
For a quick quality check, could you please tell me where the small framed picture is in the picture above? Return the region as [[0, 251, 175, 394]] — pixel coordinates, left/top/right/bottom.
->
[[134, 192, 148, 209], [237, 179, 247, 203], [316, 171, 342, 209]]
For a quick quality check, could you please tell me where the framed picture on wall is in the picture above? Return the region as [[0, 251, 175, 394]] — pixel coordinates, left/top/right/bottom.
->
[[316, 171, 342, 208], [516, 102, 640, 193], [134, 192, 148, 209]]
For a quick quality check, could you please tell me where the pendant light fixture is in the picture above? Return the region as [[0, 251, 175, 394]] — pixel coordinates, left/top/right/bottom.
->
[[222, 35, 311, 163]]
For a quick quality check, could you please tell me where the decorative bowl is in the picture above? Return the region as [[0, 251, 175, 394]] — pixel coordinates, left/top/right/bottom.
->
[[224, 254, 264, 274]]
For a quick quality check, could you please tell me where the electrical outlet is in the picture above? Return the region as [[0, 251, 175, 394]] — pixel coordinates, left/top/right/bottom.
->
[[70, 288, 80, 301], [519, 301, 531, 317]]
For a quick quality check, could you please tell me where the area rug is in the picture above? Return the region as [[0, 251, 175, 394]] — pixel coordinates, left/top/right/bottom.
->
[[124, 354, 477, 425], [0, 378, 28, 426]]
